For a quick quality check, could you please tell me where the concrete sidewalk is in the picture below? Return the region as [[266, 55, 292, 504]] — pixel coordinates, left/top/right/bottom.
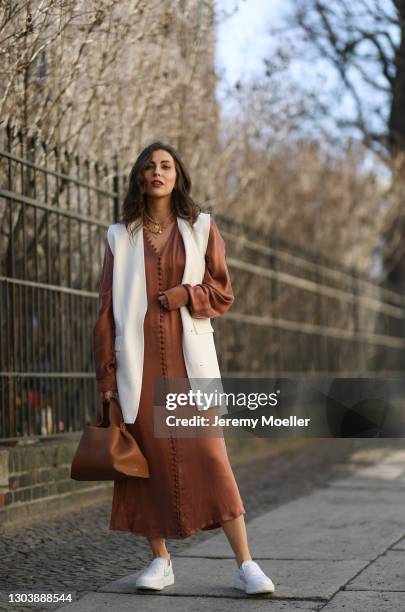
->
[[58, 447, 405, 611]]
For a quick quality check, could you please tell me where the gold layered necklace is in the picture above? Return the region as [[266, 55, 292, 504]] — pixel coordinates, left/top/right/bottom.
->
[[143, 208, 175, 234]]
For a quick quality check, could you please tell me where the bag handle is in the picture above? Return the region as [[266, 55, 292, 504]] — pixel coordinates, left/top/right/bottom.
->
[[100, 398, 111, 427], [99, 396, 126, 430]]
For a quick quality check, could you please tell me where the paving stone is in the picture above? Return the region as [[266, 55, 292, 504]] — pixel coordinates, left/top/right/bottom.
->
[[178, 486, 405, 561], [57, 592, 323, 611], [321, 590, 405, 611], [345, 550, 405, 591], [329, 449, 405, 490], [392, 537, 405, 550], [98, 556, 367, 600], [329, 477, 405, 490]]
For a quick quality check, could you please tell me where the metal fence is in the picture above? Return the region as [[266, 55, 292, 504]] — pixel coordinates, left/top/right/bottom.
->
[[215, 214, 405, 378], [1, 125, 404, 441], [0, 125, 123, 441]]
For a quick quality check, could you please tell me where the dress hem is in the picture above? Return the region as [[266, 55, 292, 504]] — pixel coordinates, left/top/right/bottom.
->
[[108, 508, 246, 540]]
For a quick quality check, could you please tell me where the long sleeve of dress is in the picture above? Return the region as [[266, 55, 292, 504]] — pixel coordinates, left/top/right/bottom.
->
[[163, 219, 234, 318], [93, 240, 118, 393]]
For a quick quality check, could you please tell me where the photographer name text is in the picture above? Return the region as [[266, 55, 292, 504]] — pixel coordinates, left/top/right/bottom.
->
[[165, 415, 310, 428]]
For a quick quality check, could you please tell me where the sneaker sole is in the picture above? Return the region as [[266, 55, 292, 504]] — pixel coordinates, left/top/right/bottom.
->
[[233, 576, 275, 595], [136, 574, 174, 590]]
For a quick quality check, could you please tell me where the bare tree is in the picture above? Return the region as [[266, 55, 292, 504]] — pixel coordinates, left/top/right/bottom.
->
[[0, 0, 219, 196], [0, 0, 223, 305], [263, 0, 405, 290], [273, 0, 404, 158]]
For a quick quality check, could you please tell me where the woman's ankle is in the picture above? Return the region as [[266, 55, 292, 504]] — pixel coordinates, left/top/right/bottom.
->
[[237, 555, 252, 568], [153, 551, 170, 560], [148, 537, 169, 560]]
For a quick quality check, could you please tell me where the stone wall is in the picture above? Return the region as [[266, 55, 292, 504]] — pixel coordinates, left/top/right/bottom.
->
[[0, 437, 112, 531]]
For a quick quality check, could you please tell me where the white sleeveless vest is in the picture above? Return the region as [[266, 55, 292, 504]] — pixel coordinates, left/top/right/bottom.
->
[[107, 212, 225, 423]]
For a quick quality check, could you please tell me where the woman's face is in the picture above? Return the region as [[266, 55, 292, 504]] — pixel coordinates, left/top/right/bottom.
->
[[142, 149, 177, 199]]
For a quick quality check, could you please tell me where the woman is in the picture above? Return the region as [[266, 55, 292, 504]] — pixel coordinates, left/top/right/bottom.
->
[[93, 141, 275, 595]]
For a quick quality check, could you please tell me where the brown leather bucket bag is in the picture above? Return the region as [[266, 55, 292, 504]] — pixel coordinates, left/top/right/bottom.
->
[[70, 396, 150, 481]]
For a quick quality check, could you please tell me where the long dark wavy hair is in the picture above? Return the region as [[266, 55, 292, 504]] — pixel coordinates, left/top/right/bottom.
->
[[120, 141, 201, 242]]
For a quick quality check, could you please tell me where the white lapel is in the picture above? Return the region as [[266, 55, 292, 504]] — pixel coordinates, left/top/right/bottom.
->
[[177, 217, 205, 286]]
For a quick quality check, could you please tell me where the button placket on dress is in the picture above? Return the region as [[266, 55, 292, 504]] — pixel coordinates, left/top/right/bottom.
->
[[155, 245, 185, 538]]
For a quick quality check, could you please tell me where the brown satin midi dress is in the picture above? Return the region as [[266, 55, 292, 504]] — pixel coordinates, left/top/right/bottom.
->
[[93, 217, 246, 539]]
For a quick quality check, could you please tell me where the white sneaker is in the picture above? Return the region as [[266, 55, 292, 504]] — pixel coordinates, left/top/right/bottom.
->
[[135, 555, 174, 590], [233, 559, 275, 595]]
